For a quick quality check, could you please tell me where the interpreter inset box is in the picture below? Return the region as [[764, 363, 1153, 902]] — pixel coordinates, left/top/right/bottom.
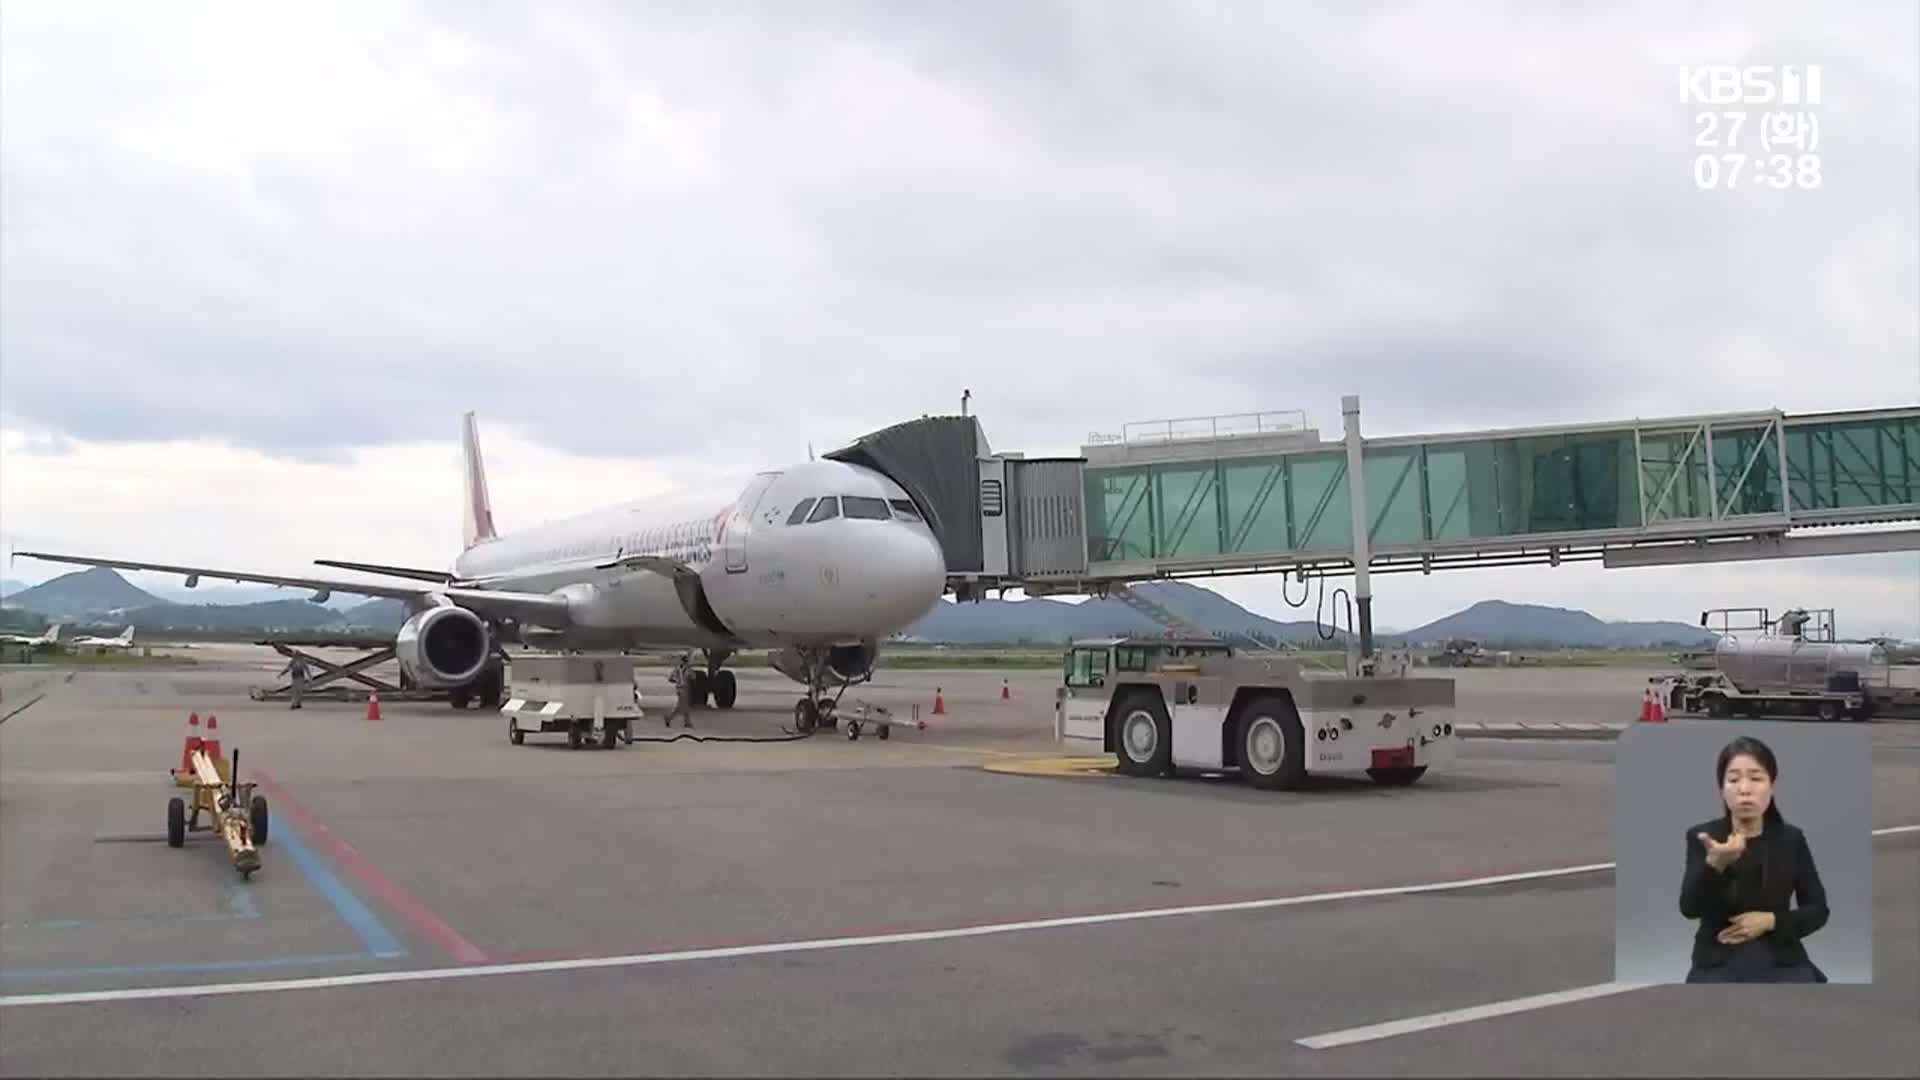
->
[[1614, 723, 1871, 984]]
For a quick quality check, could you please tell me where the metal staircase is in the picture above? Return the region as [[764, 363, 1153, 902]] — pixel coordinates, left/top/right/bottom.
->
[[1108, 584, 1272, 650], [1109, 583, 1207, 637]]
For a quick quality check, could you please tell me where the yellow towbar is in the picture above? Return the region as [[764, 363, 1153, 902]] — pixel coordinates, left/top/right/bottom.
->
[[167, 744, 270, 878]]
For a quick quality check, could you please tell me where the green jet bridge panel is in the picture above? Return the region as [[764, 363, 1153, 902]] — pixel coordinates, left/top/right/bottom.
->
[[955, 400, 1920, 597]]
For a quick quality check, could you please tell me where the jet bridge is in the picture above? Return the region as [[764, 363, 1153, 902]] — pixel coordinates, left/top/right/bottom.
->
[[1065, 399, 1920, 586], [832, 397, 1920, 657], [824, 415, 1091, 600]]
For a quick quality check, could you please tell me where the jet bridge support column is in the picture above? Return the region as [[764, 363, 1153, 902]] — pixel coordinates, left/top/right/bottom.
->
[[1342, 395, 1376, 670]]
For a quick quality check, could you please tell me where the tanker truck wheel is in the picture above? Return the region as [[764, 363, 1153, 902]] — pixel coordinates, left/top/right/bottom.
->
[[1816, 700, 1840, 722]]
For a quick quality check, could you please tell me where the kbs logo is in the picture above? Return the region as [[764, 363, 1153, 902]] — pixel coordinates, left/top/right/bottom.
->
[[1679, 65, 1822, 106]]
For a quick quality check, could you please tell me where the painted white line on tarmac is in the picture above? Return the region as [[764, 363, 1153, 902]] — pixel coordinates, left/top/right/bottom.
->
[[1296, 982, 1652, 1049], [0, 861, 1616, 1010], [7, 824, 1913, 1012]]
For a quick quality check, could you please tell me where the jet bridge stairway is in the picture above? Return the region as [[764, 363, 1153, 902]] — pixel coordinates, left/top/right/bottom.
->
[[1105, 584, 1278, 649], [1108, 583, 1207, 638]]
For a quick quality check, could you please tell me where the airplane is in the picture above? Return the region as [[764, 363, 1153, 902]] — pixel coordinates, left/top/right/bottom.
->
[[69, 626, 136, 649], [0, 623, 62, 647], [18, 413, 949, 732]]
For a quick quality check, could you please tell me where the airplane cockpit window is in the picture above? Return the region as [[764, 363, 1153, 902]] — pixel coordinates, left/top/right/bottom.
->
[[841, 496, 891, 520], [887, 498, 923, 520], [807, 497, 841, 523], [787, 498, 817, 525]]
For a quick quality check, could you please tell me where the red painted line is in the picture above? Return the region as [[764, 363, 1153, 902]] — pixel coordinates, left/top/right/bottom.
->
[[254, 771, 490, 964], [490, 855, 1611, 964]]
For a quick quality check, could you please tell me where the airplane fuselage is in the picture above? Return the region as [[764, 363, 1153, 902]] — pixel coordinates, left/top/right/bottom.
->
[[15, 416, 953, 709], [449, 458, 948, 651]]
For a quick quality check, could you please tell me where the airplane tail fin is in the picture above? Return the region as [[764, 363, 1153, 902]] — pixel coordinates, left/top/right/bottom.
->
[[118, 626, 134, 642], [462, 412, 499, 550]]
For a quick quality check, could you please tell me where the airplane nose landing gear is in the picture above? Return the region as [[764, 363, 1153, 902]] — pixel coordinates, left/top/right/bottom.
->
[[793, 694, 838, 734], [790, 648, 853, 735]]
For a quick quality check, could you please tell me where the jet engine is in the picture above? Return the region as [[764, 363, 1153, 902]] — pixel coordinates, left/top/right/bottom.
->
[[828, 639, 880, 682], [768, 639, 881, 686], [394, 604, 492, 688]]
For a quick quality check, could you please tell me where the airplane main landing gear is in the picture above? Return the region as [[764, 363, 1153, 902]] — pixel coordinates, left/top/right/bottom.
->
[[690, 669, 737, 709], [449, 657, 507, 710], [678, 650, 738, 710]]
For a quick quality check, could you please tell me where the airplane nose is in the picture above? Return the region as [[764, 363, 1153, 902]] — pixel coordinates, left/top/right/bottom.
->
[[857, 527, 948, 629]]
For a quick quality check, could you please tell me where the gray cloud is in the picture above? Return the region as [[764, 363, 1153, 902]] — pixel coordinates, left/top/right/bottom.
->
[[0, 0, 1913, 477]]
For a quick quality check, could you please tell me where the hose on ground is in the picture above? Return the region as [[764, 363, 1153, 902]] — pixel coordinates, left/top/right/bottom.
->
[[624, 729, 816, 744]]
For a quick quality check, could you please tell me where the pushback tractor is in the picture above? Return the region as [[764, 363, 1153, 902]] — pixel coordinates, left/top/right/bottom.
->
[[1058, 637, 1458, 789]]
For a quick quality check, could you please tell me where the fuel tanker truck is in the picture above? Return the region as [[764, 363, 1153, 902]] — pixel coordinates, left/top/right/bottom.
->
[[1667, 607, 1891, 722]]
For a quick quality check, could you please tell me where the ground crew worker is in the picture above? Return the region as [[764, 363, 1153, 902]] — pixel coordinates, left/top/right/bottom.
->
[[667, 653, 693, 728], [280, 654, 309, 710]]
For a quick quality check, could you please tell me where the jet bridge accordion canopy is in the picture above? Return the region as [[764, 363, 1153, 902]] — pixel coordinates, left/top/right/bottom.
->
[[826, 415, 987, 573]]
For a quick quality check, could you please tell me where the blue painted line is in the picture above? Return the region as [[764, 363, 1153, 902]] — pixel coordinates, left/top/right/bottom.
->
[[0, 952, 372, 981], [274, 810, 405, 959]]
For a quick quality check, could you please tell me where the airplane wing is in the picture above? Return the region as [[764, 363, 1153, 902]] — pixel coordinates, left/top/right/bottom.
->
[[14, 551, 575, 628], [313, 558, 453, 584]]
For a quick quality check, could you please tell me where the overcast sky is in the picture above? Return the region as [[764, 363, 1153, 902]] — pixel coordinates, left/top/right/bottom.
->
[[3, 1, 1916, 635]]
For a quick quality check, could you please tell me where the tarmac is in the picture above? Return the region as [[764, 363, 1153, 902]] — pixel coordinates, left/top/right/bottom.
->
[[1, 649, 1916, 1077]]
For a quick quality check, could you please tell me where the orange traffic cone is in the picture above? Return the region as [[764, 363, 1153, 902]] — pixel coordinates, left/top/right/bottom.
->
[[175, 712, 203, 776], [932, 687, 946, 715], [1001, 679, 1010, 701], [1650, 686, 1667, 722], [199, 715, 222, 763], [1638, 688, 1655, 722], [366, 693, 382, 721]]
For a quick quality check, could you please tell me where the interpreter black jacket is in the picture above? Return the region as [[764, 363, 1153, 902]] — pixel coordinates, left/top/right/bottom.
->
[[1679, 816, 1829, 971]]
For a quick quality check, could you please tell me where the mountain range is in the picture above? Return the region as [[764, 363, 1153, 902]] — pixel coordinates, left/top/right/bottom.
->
[[1, 567, 1718, 649], [0, 575, 363, 611], [0, 568, 397, 634], [905, 585, 1714, 648]]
